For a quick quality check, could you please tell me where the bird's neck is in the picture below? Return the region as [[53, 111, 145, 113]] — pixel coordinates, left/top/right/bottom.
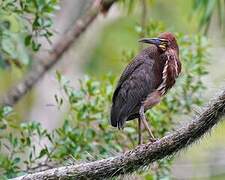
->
[[166, 49, 181, 77], [157, 49, 181, 96]]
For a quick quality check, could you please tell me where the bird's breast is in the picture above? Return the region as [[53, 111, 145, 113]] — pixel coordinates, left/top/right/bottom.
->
[[157, 52, 181, 96]]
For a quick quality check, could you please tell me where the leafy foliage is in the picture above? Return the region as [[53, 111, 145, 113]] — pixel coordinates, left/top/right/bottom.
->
[[192, 0, 225, 33], [0, 19, 209, 179], [0, 0, 59, 67]]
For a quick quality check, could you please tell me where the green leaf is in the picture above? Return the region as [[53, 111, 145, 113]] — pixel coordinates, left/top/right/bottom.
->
[[13, 157, 20, 164], [24, 35, 32, 46], [39, 148, 49, 158]]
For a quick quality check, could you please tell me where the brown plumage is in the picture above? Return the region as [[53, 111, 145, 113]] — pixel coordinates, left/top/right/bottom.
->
[[110, 32, 181, 143]]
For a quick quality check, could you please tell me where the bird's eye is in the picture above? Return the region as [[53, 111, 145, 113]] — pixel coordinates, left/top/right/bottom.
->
[[158, 40, 168, 50], [162, 40, 169, 45], [162, 42, 167, 47]]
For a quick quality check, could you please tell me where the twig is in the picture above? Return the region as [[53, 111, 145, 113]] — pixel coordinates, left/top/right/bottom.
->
[[141, 0, 147, 38], [139, 0, 147, 50], [0, 0, 117, 107], [12, 89, 225, 180]]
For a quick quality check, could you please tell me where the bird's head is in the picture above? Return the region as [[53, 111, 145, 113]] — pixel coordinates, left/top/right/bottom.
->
[[139, 32, 178, 53]]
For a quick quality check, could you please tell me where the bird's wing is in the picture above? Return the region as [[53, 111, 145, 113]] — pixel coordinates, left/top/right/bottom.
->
[[112, 58, 145, 102], [111, 58, 156, 128]]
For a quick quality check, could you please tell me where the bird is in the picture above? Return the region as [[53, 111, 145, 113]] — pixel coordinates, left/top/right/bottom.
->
[[110, 32, 181, 144]]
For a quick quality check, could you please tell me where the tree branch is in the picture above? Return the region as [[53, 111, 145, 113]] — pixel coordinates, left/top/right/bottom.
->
[[0, 0, 117, 107], [12, 89, 225, 180]]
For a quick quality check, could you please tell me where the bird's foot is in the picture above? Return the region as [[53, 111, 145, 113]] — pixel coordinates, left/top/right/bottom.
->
[[149, 137, 158, 142]]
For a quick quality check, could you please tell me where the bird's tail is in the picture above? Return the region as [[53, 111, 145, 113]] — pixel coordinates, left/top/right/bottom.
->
[[110, 103, 118, 127], [110, 103, 126, 129]]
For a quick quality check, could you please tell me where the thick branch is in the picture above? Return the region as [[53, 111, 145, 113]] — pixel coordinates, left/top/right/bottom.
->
[[1, 0, 117, 106], [13, 89, 225, 180]]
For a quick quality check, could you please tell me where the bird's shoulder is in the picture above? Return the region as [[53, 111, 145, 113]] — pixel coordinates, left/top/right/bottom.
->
[[112, 48, 157, 102], [118, 47, 157, 85]]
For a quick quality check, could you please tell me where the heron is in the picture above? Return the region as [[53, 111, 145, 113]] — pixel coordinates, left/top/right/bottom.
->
[[110, 32, 181, 144]]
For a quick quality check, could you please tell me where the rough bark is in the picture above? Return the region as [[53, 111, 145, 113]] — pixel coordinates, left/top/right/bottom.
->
[[0, 0, 117, 107], [12, 89, 225, 180]]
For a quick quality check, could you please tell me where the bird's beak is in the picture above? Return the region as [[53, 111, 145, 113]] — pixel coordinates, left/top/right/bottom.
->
[[139, 38, 167, 51], [138, 38, 162, 46]]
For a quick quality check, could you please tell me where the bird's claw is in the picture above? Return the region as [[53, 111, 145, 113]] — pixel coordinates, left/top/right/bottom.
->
[[149, 137, 158, 142]]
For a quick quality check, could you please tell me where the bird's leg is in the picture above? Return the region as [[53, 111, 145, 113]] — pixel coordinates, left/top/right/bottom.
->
[[140, 91, 161, 141], [138, 118, 142, 145], [139, 105, 155, 140]]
